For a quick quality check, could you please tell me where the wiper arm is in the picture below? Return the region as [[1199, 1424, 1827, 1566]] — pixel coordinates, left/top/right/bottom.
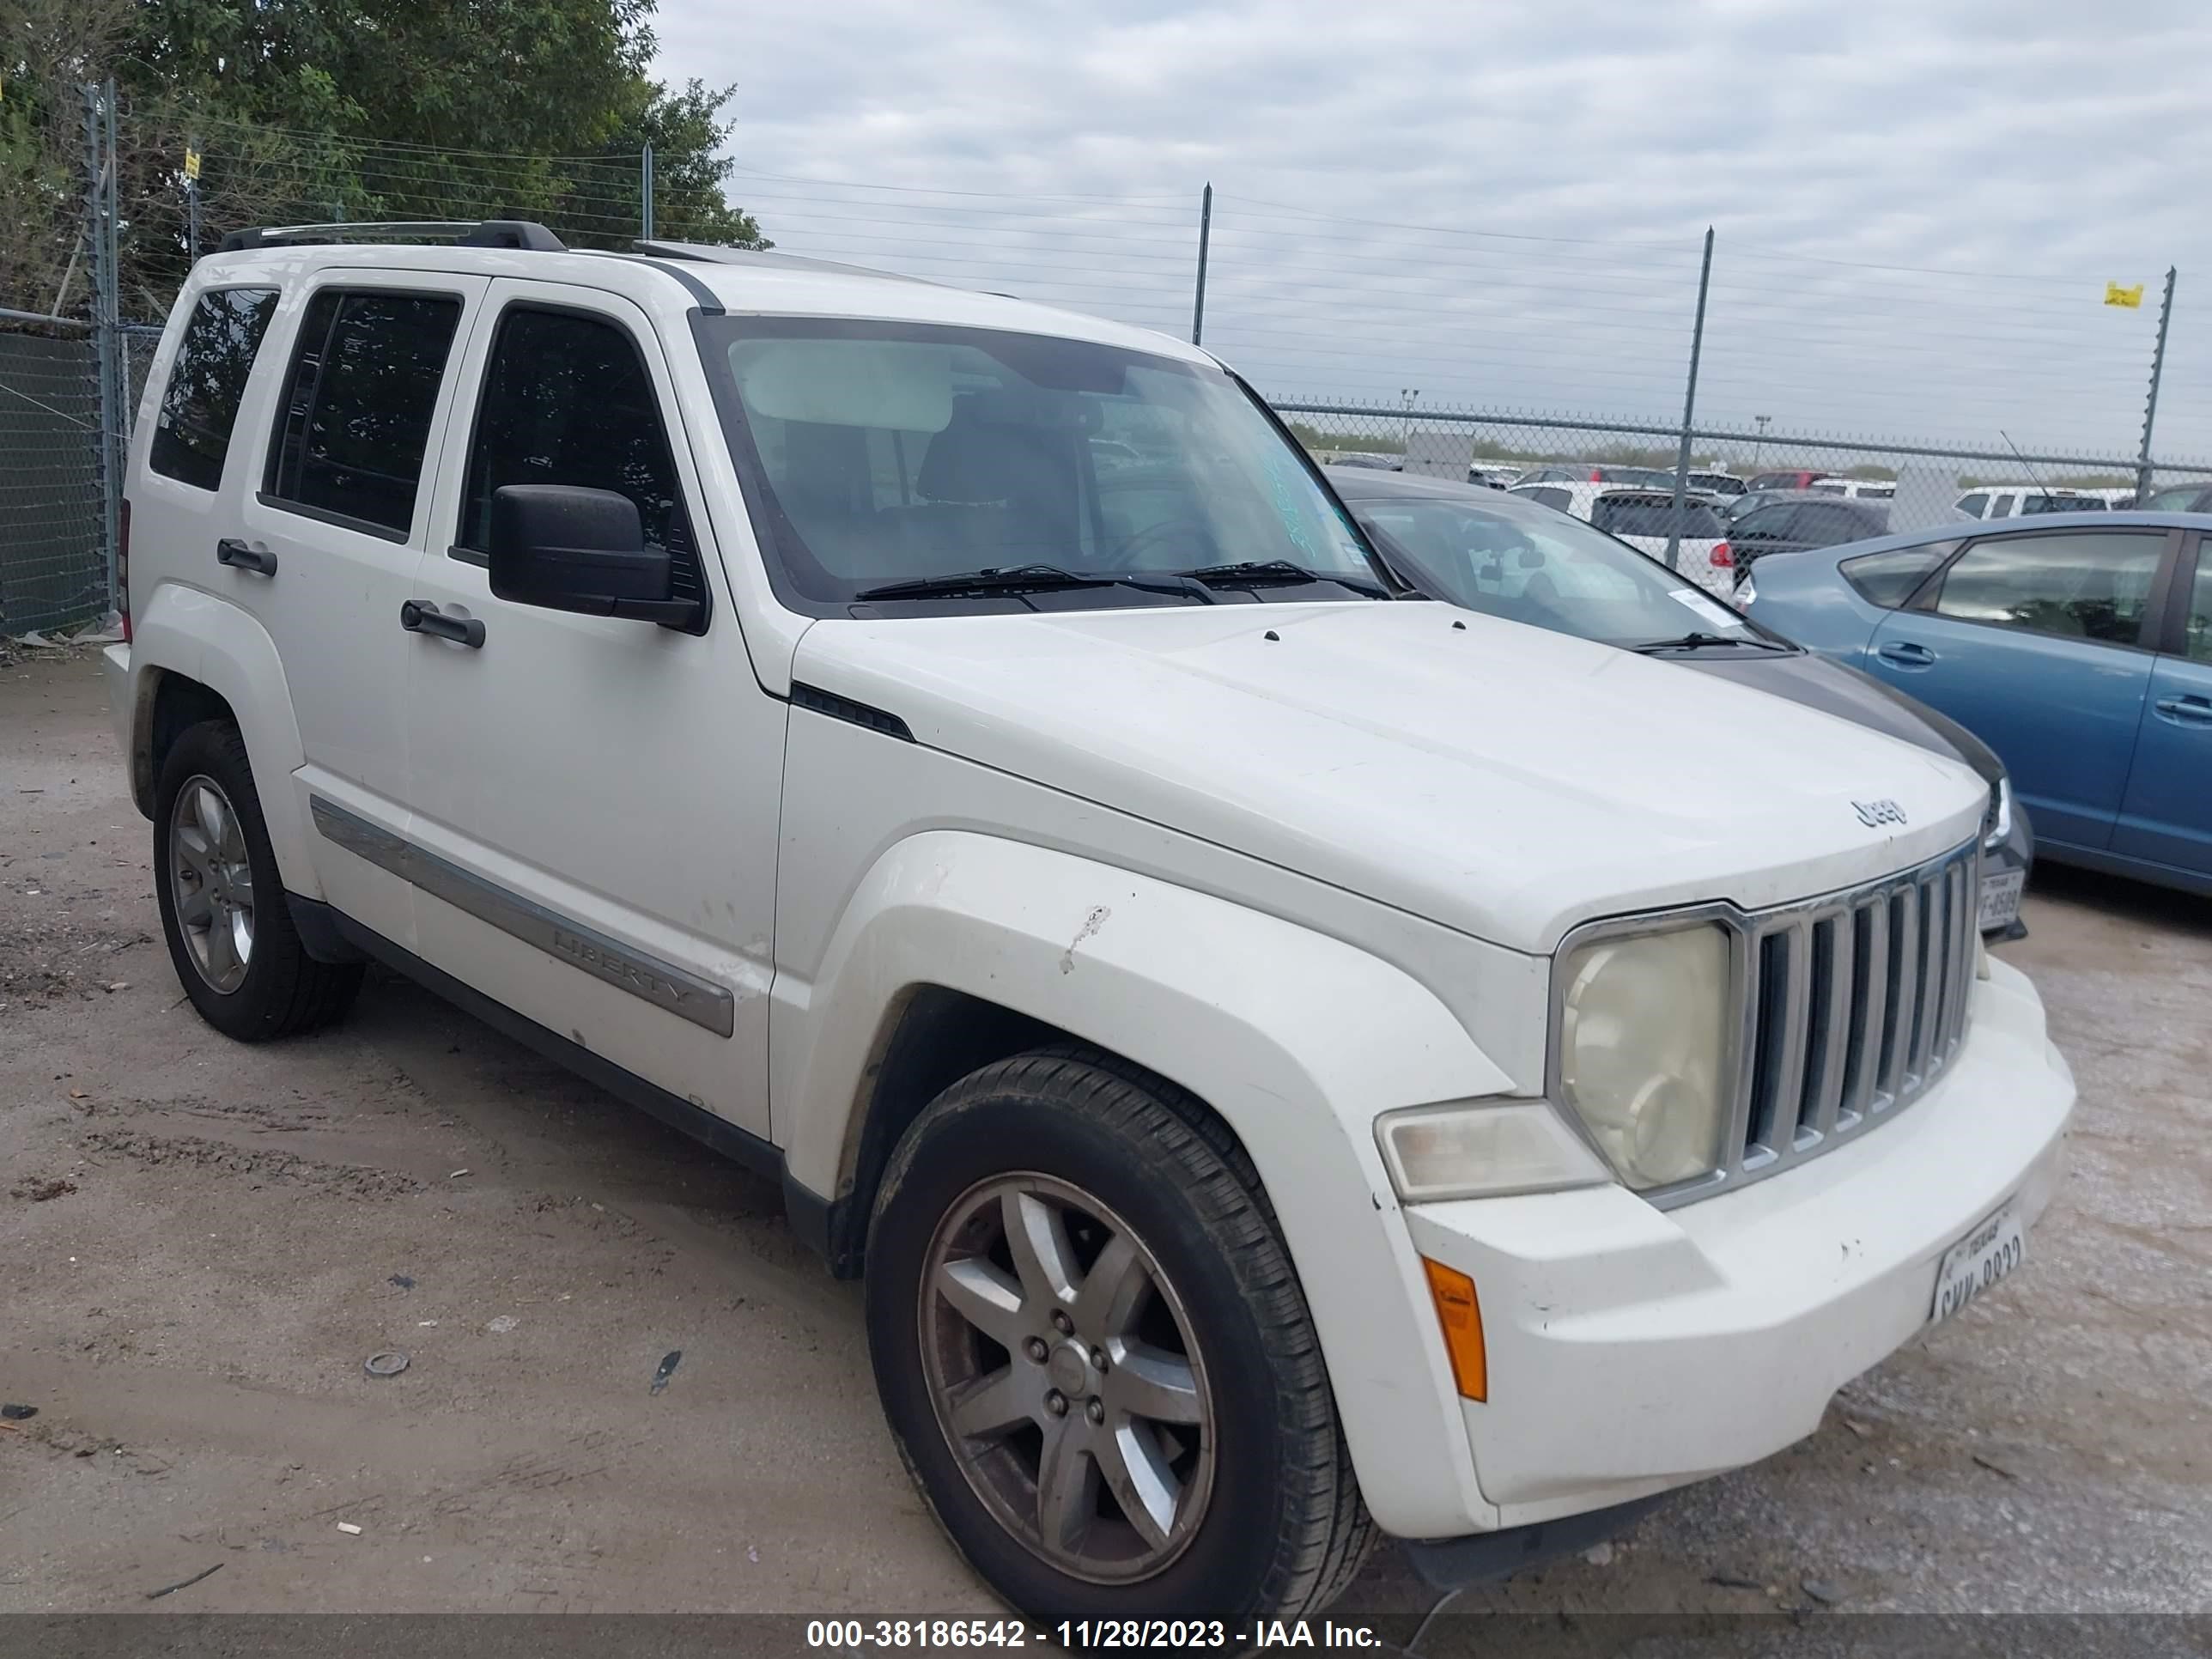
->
[[1176, 560, 1389, 598], [854, 563, 1202, 602], [1630, 630, 1790, 654]]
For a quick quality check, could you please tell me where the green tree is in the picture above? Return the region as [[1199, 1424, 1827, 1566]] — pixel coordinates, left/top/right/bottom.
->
[[2, 0, 764, 317]]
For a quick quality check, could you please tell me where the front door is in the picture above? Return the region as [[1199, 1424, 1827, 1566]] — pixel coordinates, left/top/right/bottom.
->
[[2114, 538, 2212, 876], [232, 272, 489, 945], [401, 280, 779, 1137], [1863, 526, 2172, 851]]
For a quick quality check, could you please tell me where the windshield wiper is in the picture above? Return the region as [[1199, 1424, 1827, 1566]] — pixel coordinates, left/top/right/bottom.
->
[[1176, 560, 1389, 598], [1631, 630, 1792, 654], [854, 564, 1203, 602]]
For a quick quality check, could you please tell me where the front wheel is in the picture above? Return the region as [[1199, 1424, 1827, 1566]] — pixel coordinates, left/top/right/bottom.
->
[[866, 1048, 1376, 1625]]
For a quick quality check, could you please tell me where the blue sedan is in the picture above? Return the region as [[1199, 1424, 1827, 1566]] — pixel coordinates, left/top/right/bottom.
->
[[1740, 511, 2212, 896]]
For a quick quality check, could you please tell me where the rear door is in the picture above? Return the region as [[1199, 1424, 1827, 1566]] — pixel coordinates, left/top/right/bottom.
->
[[1864, 526, 2173, 850], [2112, 532, 2212, 875], [230, 272, 487, 944]]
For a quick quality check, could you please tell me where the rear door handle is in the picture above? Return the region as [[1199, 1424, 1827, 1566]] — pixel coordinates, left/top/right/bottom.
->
[[1876, 641, 1936, 666], [216, 538, 277, 576], [399, 599, 486, 649], [2154, 696, 2212, 726]]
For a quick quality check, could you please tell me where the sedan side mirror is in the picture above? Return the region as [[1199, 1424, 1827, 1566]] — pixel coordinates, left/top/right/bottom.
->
[[489, 484, 701, 626]]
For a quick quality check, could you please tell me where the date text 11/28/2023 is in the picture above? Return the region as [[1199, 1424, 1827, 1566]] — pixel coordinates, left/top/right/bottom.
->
[[805, 1619, 1385, 1649]]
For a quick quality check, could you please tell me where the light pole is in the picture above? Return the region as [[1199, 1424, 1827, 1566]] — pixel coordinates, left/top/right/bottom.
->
[[1401, 387, 1419, 453], [1753, 414, 1771, 467]]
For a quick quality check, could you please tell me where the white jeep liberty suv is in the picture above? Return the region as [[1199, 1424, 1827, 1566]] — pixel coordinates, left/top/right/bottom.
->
[[107, 222, 2075, 1627]]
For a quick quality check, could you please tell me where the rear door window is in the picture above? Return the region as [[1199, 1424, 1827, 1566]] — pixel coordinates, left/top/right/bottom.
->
[[264, 289, 464, 538], [148, 288, 280, 490], [1955, 494, 1989, 519], [1933, 531, 2166, 645]]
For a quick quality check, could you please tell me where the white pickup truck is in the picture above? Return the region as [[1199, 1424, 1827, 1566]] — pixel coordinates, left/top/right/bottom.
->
[[107, 223, 2075, 1627]]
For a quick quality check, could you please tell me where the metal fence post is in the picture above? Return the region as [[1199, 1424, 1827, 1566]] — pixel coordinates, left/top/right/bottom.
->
[[641, 143, 655, 240], [2136, 265, 2177, 501], [1190, 183, 1212, 346], [82, 82, 123, 617], [1664, 227, 1715, 571]]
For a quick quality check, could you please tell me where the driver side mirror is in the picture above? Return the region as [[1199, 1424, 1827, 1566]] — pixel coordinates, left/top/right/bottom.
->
[[489, 485, 701, 627]]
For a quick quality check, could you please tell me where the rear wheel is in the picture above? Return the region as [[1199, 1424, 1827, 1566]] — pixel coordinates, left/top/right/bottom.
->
[[154, 720, 362, 1041], [866, 1047, 1376, 1625]]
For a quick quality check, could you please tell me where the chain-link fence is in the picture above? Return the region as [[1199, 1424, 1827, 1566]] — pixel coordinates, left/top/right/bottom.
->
[[5, 81, 2211, 635], [0, 320, 107, 636]]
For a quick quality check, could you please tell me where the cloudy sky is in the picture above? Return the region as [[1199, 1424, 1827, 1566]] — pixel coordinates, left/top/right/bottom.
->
[[653, 0, 2212, 468]]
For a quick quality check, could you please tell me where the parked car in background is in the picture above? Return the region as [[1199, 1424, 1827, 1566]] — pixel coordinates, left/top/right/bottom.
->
[[1516, 463, 1675, 489], [2137, 482, 2212, 513], [1506, 480, 1734, 597], [1727, 493, 1892, 580], [1329, 470, 2034, 930], [1739, 512, 2212, 896], [1467, 464, 1522, 489], [1333, 452, 1404, 471], [1687, 470, 1747, 497], [1745, 468, 1828, 492], [1953, 487, 2108, 520], [1808, 478, 1895, 501]]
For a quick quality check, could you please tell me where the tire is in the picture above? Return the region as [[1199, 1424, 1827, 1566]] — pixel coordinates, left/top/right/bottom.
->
[[153, 720, 363, 1042], [866, 1046, 1377, 1626]]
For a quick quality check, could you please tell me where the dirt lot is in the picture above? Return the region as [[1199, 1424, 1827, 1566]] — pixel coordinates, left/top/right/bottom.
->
[[3, 647, 2209, 1630]]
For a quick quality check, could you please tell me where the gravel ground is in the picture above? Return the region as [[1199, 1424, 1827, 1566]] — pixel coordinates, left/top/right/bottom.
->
[[2, 647, 2208, 1632]]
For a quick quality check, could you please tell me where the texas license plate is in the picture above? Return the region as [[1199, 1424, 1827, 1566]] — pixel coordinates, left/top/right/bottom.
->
[[1977, 869, 2025, 933], [1931, 1201, 2026, 1323]]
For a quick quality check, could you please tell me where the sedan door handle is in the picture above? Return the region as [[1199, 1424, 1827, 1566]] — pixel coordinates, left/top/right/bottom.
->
[[2154, 696, 2212, 726], [216, 538, 277, 576], [399, 599, 486, 649], [1876, 641, 1936, 666]]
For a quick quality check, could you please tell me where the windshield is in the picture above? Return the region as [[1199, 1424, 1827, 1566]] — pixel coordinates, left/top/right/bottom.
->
[[1591, 495, 1726, 539], [1350, 494, 1753, 647], [696, 318, 1382, 611]]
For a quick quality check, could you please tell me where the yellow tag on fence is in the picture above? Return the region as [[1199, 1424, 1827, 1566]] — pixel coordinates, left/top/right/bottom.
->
[[2105, 282, 2144, 308]]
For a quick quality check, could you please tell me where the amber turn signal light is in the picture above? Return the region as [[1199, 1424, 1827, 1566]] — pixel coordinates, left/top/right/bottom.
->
[[1421, 1256, 1487, 1401]]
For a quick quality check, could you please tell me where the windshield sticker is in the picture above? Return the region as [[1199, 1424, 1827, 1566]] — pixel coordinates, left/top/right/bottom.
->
[[1668, 588, 1746, 629]]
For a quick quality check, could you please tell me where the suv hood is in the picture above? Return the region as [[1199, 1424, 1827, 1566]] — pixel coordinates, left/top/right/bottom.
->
[[794, 603, 1987, 954], [1681, 653, 2004, 787]]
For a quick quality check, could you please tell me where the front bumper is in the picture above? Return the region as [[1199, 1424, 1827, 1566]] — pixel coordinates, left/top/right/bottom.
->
[[1401, 954, 2073, 1530]]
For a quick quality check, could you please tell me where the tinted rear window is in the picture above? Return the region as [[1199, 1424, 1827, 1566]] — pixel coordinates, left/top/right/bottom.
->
[[1592, 495, 1724, 538], [149, 288, 279, 490]]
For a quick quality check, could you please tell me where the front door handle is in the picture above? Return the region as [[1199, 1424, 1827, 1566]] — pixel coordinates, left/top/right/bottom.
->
[[2154, 695, 2212, 726], [399, 599, 486, 649], [216, 538, 277, 576], [1876, 640, 1936, 666]]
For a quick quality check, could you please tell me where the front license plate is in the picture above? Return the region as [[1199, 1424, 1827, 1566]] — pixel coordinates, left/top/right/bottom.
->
[[1931, 1201, 2026, 1323], [1978, 869, 2025, 932]]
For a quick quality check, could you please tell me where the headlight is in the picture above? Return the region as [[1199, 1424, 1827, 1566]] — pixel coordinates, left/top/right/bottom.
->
[[1376, 1100, 1612, 1203], [1984, 775, 2013, 848], [1557, 923, 1733, 1190]]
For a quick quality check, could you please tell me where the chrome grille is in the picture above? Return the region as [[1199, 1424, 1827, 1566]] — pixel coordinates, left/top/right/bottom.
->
[[1735, 840, 1979, 1182]]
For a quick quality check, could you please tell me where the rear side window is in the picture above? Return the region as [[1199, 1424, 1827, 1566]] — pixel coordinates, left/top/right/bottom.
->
[[149, 288, 278, 490], [264, 289, 463, 538], [455, 307, 702, 611], [1840, 544, 1950, 608], [1955, 494, 1989, 519]]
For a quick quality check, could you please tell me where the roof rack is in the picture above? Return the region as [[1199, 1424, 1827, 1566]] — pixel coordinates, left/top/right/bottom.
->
[[216, 219, 565, 252], [630, 240, 935, 285]]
